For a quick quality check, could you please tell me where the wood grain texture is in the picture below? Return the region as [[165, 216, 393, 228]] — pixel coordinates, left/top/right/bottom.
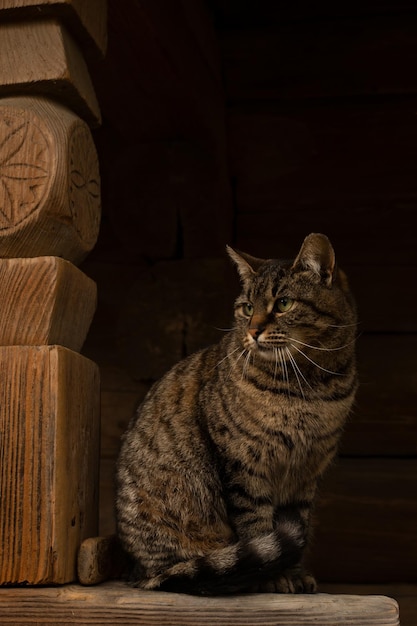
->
[[77, 535, 122, 585], [208, 1, 417, 27], [311, 458, 417, 583], [0, 97, 101, 263], [0, 257, 96, 351], [0, 582, 400, 625], [219, 14, 417, 100], [107, 140, 232, 261], [96, 0, 225, 141], [0, 0, 107, 57], [343, 334, 417, 456], [117, 258, 237, 380], [100, 388, 144, 458], [0, 19, 100, 125], [347, 266, 417, 333], [99, 458, 118, 536], [320, 584, 417, 626], [90, 0, 233, 259], [229, 105, 417, 266], [0, 346, 100, 584]]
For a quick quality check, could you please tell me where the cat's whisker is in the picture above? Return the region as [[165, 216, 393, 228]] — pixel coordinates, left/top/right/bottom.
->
[[290, 343, 344, 376], [281, 349, 290, 392], [286, 348, 313, 392], [273, 348, 278, 383], [235, 349, 247, 365], [224, 349, 247, 382], [214, 326, 237, 333], [288, 336, 356, 352], [285, 347, 306, 399], [233, 349, 248, 379], [211, 346, 242, 371], [278, 347, 290, 398], [242, 350, 252, 381]]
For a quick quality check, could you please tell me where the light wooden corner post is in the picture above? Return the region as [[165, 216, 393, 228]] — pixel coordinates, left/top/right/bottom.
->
[[0, 0, 106, 585]]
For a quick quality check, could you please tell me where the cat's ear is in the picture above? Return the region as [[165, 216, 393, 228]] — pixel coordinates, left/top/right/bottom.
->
[[292, 233, 335, 287], [226, 245, 265, 283]]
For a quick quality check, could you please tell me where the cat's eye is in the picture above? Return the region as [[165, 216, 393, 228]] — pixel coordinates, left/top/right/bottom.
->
[[276, 297, 294, 313], [242, 303, 254, 317]]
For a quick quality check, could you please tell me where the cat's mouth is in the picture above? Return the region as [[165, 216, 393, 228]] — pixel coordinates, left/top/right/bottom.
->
[[246, 332, 292, 358]]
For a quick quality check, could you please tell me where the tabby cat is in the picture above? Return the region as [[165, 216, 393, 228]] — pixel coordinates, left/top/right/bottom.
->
[[116, 233, 357, 595]]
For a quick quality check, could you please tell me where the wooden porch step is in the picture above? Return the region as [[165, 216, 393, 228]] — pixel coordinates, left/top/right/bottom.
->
[[0, 581, 399, 625]]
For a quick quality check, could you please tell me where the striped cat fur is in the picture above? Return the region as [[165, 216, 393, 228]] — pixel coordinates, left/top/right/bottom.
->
[[116, 233, 358, 595]]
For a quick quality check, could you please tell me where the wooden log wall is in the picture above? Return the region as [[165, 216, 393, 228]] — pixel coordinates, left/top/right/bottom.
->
[[0, 0, 106, 584], [79, 0, 416, 590], [81, 0, 235, 541], [210, 1, 417, 584]]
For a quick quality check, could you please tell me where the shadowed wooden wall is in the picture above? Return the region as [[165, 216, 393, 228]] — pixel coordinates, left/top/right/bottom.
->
[[81, 0, 417, 589]]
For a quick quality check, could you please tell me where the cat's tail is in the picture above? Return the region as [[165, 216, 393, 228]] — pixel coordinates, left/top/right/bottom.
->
[[134, 517, 306, 596]]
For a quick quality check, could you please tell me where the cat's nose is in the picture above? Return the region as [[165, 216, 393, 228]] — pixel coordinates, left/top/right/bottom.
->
[[249, 322, 265, 339], [249, 326, 262, 339], [249, 314, 266, 339]]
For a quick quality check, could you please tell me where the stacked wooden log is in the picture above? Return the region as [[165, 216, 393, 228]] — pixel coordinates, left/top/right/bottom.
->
[[0, 0, 106, 585]]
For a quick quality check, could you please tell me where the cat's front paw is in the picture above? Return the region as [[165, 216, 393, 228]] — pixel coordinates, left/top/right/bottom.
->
[[275, 569, 317, 594], [254, 569, 317, 594]]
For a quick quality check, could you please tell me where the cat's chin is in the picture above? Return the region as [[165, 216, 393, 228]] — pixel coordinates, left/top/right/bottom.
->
[[251, 343, 287, 362], [258, 350, 278, 362]]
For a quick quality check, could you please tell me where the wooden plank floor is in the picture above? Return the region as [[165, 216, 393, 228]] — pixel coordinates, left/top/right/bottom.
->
[[321, 584, 417, 626], [0, 581, 406, 626]]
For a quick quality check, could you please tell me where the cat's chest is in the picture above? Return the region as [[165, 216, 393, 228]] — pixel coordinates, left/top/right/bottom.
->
[[265, 408, 343, 502], [264, 418, 318, 473], [260, 400, 327, 454], [237, 406, 328, 473], [257, 405, 337, 476]]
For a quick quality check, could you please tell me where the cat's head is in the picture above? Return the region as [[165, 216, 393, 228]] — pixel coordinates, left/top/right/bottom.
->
[[227, 233, 356, 366]]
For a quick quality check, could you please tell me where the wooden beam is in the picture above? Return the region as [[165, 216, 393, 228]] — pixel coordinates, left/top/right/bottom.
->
[[0, 346, 100, 584], [311, 458, 417, 583], [228, 104, 417, 266], [208, 1, 417, 27], [0, 19, 101, 126], [0, 97, 101, 263], [0, 257, 96, 351], [107, 139, 233, 261], [116, 258, 237, 380], [100, 0, 224, 140], [343, 334, 417, 456], [220, 15, 417, 101], [321, 584, 416, 626], [0, 0, 107, 58], [0, 582, 400, 625]]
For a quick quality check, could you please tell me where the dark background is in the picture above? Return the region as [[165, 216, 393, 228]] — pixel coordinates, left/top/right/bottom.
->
[[80, 0, 417, 589]]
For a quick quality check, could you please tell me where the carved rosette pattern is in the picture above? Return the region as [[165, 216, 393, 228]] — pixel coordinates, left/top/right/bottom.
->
[[68, 122, 101, 247], [0, 109, 51, 232]]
